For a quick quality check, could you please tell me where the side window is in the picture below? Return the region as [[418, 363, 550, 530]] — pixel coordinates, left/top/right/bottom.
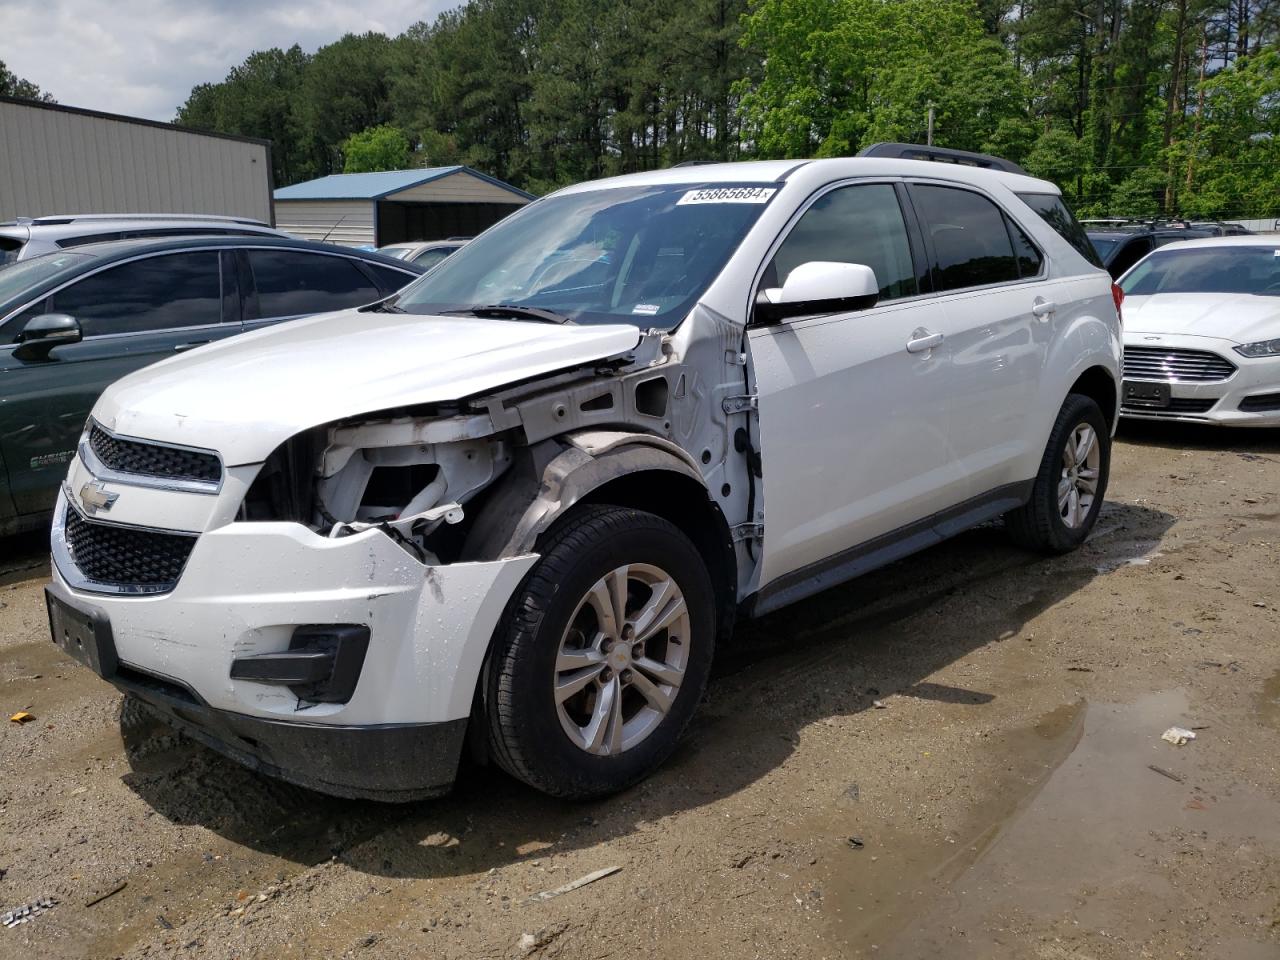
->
[[246, 251, 380, 319], [1015, 192, 1104, 268], [1109, 236, 1153, 277], [764, 183, 917, 302], [366, 264, 418, 291], [912, 185, 1019, 291], [49, 253, 222, 337], [1007, 218, 1044, 277], [411, 247, 456, 271]]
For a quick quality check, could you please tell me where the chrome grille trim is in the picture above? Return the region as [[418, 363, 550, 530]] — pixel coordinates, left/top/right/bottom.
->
[[80, 419, 222, 495], [1122, 347, 1237, 383]]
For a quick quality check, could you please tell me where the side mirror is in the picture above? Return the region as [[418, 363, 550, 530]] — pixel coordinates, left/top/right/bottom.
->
[[13, 314, 82, 361], [754, 262, 879, 325]]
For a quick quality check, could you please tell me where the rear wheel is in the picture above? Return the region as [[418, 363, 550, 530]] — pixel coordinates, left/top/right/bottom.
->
[[484, 505, 715, 799], [1005, 393, 1110, 553]]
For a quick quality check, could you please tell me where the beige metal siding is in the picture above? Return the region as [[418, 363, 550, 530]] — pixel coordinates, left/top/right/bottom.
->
[[387, 171, 531, 205], [0, 99, 272, 222], [273, 200, 375, 247]]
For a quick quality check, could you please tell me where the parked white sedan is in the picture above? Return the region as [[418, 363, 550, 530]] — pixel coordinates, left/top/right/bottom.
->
[[1119, 236, 1280, 425]]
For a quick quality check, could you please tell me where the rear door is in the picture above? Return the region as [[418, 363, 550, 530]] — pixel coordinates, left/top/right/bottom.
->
[[0, 250, 240, 516], [240, 248, 383, 331], [905, 182, 1055, 498]]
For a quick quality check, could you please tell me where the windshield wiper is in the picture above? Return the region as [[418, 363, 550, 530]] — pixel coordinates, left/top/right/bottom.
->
[[444, 303, 573, 325]]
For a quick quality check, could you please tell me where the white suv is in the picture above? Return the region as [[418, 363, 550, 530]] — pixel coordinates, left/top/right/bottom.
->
[[46, 145, 1121, 801]]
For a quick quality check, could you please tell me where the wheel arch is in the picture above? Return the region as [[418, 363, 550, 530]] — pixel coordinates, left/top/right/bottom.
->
[[1069, 364, 1119, 431]]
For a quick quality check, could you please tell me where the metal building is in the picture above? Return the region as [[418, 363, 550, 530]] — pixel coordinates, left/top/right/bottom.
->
[[272, 168, 535, 248], [0, 96, 273, 223]]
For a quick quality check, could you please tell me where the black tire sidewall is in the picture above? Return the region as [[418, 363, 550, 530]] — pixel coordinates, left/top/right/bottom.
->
[[487, 507, 715, 798]]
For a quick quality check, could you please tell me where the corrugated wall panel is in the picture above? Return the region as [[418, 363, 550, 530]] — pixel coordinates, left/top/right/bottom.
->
[[273, 200, 376, 247], [0, 100, 272, 222], [388, 171, 532, 205]]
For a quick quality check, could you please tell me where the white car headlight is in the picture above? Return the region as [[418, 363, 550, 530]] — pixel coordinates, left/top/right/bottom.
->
[[1234, 338, 1280, 358]]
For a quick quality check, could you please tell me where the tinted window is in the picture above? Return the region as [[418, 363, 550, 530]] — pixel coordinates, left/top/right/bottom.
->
[[913, 185, 1018, 291], [1088, 235, 1119, 259], [246, 251, 379, 319], [1108, 236, 1153, 277], [0, 237, 22, 265], [765, 184, 917, 301], [366, 263, 417, 292], [50, 252, 222, 337], [1008, 219, 1043, 277], [1017, 192, 1104, 268]]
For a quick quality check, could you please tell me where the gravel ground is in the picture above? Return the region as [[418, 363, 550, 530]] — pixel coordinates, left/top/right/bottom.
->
[[1, 420, 1277, 960]]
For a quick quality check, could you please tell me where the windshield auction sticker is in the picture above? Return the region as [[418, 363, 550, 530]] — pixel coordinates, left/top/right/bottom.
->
[[677, 186, 777, 205]]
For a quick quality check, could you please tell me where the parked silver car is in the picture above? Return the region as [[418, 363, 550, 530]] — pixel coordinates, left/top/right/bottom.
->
[[0, 213, 292, 265]]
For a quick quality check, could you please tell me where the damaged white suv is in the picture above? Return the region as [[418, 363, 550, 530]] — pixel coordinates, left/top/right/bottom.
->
[[46, 144, 1121, 801]]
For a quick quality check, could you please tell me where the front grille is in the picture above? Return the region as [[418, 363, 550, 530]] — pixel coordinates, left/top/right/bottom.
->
[[88, 424, 221, 484], [1122, 397, 1218, 415], [1240, 392, 1280, 413], [1123, 347, 1236, 383], [64, 508, 197, 591]]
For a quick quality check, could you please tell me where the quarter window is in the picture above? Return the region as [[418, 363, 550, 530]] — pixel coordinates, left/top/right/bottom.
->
[[1008, 219, 1044, 277], [913, 185, 1020, 291], [50, 252, 223, 336], [246, 251, 380, 319], [763, 183, 918, 302]]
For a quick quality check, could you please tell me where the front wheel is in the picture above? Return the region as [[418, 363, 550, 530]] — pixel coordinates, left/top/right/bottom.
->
[[484, 505, 716, 799], [1005, 393, 1111, 553]]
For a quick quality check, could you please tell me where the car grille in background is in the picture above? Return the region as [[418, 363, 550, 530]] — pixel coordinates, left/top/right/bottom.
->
[[1121, 397, 1218, 415], [89, 424, 221, 484], [1122, 347, 1236, 383], [1239, 393, 1280, 413], [64, 508, 197, 591]]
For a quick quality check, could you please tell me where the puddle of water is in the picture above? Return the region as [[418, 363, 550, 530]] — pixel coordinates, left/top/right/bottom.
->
[[1256, 669, 1280, 728]]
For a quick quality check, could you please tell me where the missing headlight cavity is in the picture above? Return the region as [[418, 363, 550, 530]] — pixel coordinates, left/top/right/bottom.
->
[[635, 377, 669, 418], [359, 464, 440, 521]]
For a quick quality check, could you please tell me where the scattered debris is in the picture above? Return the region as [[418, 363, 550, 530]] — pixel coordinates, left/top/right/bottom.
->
[[872, 700, 887, 709], [2, 897, 56, 928], [525, 866, 621, 904], [1066, 666, 1094, 672], [84, 879, 127, 907], [847, 837, 865, 849], [1253, 601, 1267, 609], [156, 915, 174, 930], [1148, 764, 1185, 783], [1161, 727, 1197, 746], [5, 675, 41, 683], [843, 783, 860, 802], [518, 922, 569, 954], [8, 712, 34, 724]]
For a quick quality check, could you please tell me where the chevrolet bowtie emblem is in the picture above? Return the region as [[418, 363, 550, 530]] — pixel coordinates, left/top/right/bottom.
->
[[79, 480, 119, 515]]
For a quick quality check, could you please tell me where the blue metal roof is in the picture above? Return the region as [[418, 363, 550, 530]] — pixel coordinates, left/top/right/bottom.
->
[[273, 166, 536, 202]]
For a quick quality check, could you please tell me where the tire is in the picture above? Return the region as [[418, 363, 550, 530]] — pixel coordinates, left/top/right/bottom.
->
[[1005, 393, 1110, 553], [484, 504, 716, 799]]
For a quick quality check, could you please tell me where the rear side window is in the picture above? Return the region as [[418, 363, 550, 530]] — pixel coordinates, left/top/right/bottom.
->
[[365, 263, 418, 292], [1109, 236, 1153, 277], [0, 237, 21, 265], [912, 185, 1019, 291], [1017, 192, 1104, 268], [245, 250, 379, 319], [50, 252, 223, 336], [765, 183, 918, 301], [1008, 220, 1044, 277], [411, 247, 457, 271]]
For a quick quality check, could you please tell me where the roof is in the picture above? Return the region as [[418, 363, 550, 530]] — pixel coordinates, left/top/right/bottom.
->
[[1148, 235, 1280, 251], [0, 95, 272, 148], [273, 167, 536, 202]]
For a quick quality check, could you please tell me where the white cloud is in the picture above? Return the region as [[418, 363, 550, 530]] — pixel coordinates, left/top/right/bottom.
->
[[0, 0, 462, 120]]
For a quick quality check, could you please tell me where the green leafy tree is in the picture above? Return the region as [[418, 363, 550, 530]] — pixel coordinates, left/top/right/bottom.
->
[[0, 59, 55, 102], [341, 124, 412, 172]]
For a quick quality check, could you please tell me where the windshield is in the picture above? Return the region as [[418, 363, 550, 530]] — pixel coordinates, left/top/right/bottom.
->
[[1088, 236, 1118, 259], [1120, 246, 1280, 297], [0, 251, 91, 305], [393, 183, 779, 327]]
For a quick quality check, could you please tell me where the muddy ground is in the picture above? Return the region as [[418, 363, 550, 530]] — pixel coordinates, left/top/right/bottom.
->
[[1, 421, 1277, 960]]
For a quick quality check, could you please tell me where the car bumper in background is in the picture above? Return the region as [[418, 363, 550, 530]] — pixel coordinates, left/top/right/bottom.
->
[[1120, 333, 1280, 426]]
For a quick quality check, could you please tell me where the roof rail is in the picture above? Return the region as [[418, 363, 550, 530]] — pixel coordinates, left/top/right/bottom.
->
[[672, 160, 718, 167], [856, 142, 1029, 176], [27, 213, 271, 227]]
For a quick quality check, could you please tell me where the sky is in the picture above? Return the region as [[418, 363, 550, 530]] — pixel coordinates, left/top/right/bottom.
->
[[1, 0, 462, 121]]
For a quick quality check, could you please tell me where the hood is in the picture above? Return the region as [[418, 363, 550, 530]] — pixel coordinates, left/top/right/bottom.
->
[[1122, 293, 1280, 343], [94, 309, 641, 465]]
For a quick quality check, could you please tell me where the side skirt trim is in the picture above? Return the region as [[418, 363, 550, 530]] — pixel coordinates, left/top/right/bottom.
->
[[743, 480, 1034, 618]]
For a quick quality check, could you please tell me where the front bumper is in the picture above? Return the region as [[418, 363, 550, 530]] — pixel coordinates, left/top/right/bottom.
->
[[1120, 333, 1280, 426], [49, 482, 537, 798]]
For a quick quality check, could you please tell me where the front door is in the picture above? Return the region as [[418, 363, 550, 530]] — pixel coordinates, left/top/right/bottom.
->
[[0, 250, 240, 517], [749, 181, 964, 590]]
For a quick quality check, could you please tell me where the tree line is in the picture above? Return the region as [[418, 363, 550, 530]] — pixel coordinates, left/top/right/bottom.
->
[[11, 1, 1280, 219]]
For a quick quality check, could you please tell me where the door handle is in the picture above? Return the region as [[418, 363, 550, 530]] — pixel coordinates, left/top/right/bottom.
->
[[906, 329, 944, 354], [174, 340, 212, 352], [1032, 298, 1057, 321]]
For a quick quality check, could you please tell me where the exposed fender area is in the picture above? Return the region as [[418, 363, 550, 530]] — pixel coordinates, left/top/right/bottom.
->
[[462, 430, 708, 560]]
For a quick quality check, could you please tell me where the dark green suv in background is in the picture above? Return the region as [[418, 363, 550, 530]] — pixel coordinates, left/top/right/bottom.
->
[[0, 235, 422, 535]]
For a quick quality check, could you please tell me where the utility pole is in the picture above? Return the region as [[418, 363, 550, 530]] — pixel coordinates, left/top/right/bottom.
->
[[926, 103, 935, 146]]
